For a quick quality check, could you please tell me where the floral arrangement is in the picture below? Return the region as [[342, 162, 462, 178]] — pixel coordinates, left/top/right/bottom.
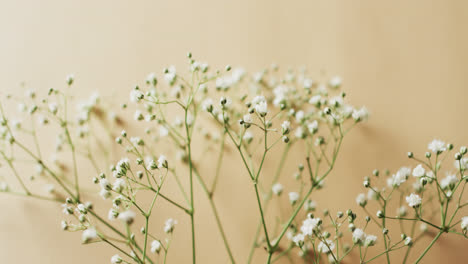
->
[[0, 53, 466, 264]]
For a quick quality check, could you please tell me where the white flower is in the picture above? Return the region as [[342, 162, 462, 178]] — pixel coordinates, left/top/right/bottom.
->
[[61, 220, 68, 230], [255, 101, 268, 117], [352, 228, 365, 244], [82, 228, 97, 243], [428, 139, 446, 153], [367, 189, 378, 200], [406, 193, 422, 207], [387, 171, 406, 188], [295, 126, 305, 139], [164, 218, 177, 233], [108, 208, 119, 220], [364, 235, 377, 247], [309, 95, 321, 105], [292, 233, 305, 246], [134, 110, 144, 121], [307, 120, 318, 133], [100, 178, 111, 190], [243, 114, 253, 124], [164, 66, 176, 84], [289, 192, 299, 204], [118, 210, 136, 225], [111, 254, 122, 264], [352, 107, 368, 121], [300, 218, 321, 236], [146, 72, 157, 85], [281, 121, 291, 135], [76, 203, 87, 214], [356, 193, 367, 207], [461, 217, 468, 231], [398, 206, 407, 217], [455, 158, 468, 170], [158, 155, 168, 168], [295, 111, 305, 123], [404, 237, 413, 246], [329, 76, 342, 88], [440, 174, 458, 189], [100, 189, 111, 199], [130, 89, 144, 103], [412, 164, 425, 177], [159, 126, 169, 137], [318, 239, 335, 253], [49, 103, 58, 114], [112, 179, 126, 193], [243, 131, 253, 143], [202, 98, 214, 112], [272, 183, 283, 196], [304, 199, 316, 211], [151, 240, 162, 253]]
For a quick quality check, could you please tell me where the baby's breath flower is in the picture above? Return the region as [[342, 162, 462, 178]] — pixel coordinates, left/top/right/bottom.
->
[[158, 155, 168, 168], [355, 193, 367, 207], [406, 193, 422, 208], [82, 228, 97, 243], [301, 217, 321, 236], [118, 210, 136, 225], [404, 237, 413, 246], [130, 88, 144, 103], [255, 101, 268, 117], [304, 199, 316, 212], [108, 208, 119, 220], [428, 139, 447, 153], [440, 174, 458, 190], [352, 228, 365, 244], [461, 217, 468, 231], [164, 218, 177, 233], [318, 239, 335, 253], [111, 254, 122, 264], [364, 234, 377, 247], [272, 183, 283, 196], [151, 240, 162, 253], [292, 233, 305, 247], [289, 192, 299, 205], [412, 164, 425, 177], [202, 98, 214, 112]]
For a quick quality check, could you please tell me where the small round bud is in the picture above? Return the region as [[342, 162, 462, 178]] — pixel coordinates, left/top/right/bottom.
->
[[225, 65, 231, 71], [376, 210, 384, 218], [324, 107, 331, 115], [365, 216, 371, 222], [372, 169, 379, 177], [448, 143, 454, 150], [382, 228, 389, 235], [407, 152, 414, 158], [401, 233, 407, 240], [363, 180, 370, 188], [337, 211, 344, 218], [455, 153, 462, 160], [116, 137, 122, 144], [346, 209, 353, 216], [425, 152, 431, 158], [121, 130, 127, 137], [187, 52, 192, 58], [323, 231, 331, 238], [461, 146, 468, 155], [298, 164, 304, 171]]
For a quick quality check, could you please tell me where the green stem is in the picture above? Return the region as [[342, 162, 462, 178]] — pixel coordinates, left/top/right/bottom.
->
[[414, 232, 443, 264]]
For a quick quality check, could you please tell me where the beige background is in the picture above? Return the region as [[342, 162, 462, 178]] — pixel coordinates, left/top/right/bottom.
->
[[0, 0, 468, 263]]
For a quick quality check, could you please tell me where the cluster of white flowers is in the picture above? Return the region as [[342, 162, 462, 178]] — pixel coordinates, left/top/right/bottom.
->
[[2, 56, 466, 264]]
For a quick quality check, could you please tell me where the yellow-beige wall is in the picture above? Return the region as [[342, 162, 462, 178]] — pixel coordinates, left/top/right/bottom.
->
[[0, 0, 467, 263]]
